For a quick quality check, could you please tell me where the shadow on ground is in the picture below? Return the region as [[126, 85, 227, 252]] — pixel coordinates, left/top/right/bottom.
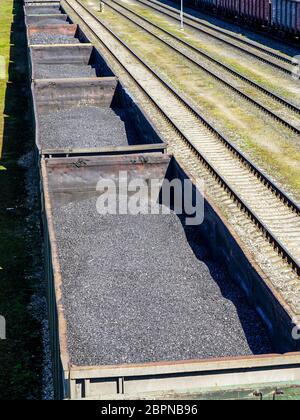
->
[[0, 0, 43, 400]]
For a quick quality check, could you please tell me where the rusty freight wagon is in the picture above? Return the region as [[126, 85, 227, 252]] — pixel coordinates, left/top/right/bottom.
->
[[41, 153, 300, 400], [189, 0, 300, 35], [240, 0, 271, 24], [25, 1, 300, 400], [272, 0, 300, 34], [24, 3, 166, 157]]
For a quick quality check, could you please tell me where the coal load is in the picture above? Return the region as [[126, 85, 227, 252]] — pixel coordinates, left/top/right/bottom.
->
[[53, 198, 273, 366], [34, 64, 97, 79], [32, 18, 68, 25], [26, 7, 61, 14], [38, 106, 137, 149], [30, 33, 80, 45]]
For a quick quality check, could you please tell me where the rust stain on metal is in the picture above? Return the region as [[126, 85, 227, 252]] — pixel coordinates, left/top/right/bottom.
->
[[28, 23, 78, 36]]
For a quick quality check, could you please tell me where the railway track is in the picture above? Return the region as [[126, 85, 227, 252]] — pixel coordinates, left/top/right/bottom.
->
[[103, 0, 300, 134], [134, 0, 296, 75], [142, 0, 298, 66], [158, 0, 300, 57], [63, 0, 300, 275]]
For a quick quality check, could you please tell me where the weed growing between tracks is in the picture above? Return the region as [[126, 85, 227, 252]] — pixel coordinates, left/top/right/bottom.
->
[[0, 0, 46, 399], [104, 0, 300, 105], [86, 0, 300, 200]]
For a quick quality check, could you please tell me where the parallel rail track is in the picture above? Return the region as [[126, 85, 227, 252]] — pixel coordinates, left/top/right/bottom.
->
[[140, 0, 297, 66], [134, 0, 296, 74], [177, 0, 300, 53], [104, 0, 300, 134], [63, 0, 300, 274]]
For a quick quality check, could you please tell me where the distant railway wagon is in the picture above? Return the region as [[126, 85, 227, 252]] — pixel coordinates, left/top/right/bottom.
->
[[272, 0, 300, 33], [217, 0, 240, 17], [240, 0, 271, 24], [191, 0, 300, 35]]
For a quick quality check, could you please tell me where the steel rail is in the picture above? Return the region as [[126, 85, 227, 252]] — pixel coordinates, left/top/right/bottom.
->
[[143, 0, 297, 66], [107, 0, 300, 115], [135, 0, 294, 74], [104, 0, 300, 135], [64, 0, 300, 273]]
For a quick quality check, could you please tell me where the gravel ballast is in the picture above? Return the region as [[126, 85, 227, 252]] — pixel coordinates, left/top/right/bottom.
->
[[53, 198, 273, 366], [39, 106, 137, 149], [30, 33, 80, 45], [34, 64, 97, 79]]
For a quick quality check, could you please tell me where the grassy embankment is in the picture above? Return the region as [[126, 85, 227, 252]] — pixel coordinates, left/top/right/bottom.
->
[[0, 0, 43, 400], [0, 0, 13, 155]]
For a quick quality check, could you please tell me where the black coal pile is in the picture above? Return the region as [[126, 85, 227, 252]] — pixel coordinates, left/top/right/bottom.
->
[[39, 106, 137, 149], [34, 63, 97, 79], [30, 33, 80, 45], [53, 198, 273, 366]]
